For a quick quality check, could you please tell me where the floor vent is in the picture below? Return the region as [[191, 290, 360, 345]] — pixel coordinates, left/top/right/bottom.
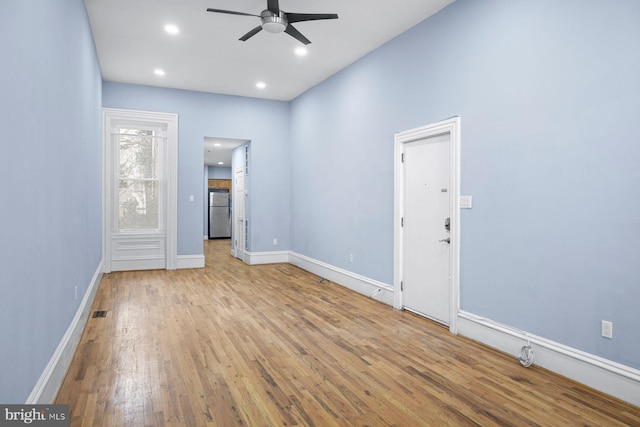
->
[[92, 310, 107, 318]]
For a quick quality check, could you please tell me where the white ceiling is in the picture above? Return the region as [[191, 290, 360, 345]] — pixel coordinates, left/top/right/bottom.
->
[[85, 0, 454, 102], [204, 137, 247, 167]]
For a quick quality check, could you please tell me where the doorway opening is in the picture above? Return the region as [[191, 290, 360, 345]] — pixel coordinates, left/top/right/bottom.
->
[[203, 137, 250, 263], [394, 117, 461, 334]]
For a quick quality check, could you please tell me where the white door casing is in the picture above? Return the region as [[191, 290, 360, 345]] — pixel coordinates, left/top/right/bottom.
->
[[402, 133, 451, 324], [233, 165, 246, 262], [103, 108, 178, 272], [394, 117, 461, 334]]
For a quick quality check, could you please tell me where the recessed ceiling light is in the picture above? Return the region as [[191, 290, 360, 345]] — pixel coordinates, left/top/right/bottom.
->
[[164, 24, 179, 35], [256, 81, 266, 89], [214, 143, 222, 147], [154, 69, 165, 76], [294, 47, 307, 57], [218, 162, 224, 165]]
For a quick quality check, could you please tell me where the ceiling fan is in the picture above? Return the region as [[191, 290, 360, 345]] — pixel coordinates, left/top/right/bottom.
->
[[206, 0, 338, 45]]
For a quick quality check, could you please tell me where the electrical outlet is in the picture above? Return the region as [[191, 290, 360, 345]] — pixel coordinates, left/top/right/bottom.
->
[[349, 253, 353, 263], [75, 286, 78, 301], [601, 320, 613, 339], [273, 238, 278, 246]]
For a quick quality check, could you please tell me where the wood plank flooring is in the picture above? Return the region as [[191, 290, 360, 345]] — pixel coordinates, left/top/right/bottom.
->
[[55, 240, 640, 426]]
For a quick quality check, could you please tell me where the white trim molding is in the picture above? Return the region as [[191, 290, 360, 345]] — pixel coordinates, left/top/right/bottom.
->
[[394, 117, 461, 334], [247, 250, 289, 265], [177, 255, 205, 269], [458, 311, 640, 407], [288, 251, 394, 306], [26, 262, 104, 404]]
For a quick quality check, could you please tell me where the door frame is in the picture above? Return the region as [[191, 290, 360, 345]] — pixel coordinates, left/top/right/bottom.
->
[[393, 117, 461, 334], [232, 165, 247, 262], [102, 108, 178, 272]]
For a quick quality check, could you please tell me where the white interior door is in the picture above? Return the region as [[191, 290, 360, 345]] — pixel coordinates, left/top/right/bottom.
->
[[103, 108, 178, 272], [402, 132, 452, 324], [233, 166, 246, 261]]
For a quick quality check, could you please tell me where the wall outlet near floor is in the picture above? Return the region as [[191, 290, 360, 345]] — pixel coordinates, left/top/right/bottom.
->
[[349, 253, 353, 263], [601, 320, 613, 339], [273, 238, 278, 246]]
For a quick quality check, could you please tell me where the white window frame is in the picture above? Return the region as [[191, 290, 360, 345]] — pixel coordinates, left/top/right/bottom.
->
[[114, 123, 165, 232], [103, 108, 178, 272]]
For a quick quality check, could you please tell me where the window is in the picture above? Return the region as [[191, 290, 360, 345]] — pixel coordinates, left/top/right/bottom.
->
[[115, 127, 164, 231]]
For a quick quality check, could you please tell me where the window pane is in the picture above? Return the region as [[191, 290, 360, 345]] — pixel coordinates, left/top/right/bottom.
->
[[119, 129, 158, 179], [118, 180, 159, 230]]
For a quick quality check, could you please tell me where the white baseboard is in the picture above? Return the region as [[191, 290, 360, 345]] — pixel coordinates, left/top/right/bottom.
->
[[458, 311, 640, 407], [111, 256, 165, 271], [26, 261, 104, 404], [177, 254, 205, 269], [288, 252, 394, 306], [246, 250, 289, 265]]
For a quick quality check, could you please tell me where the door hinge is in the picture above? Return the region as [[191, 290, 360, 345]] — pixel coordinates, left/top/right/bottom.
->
[[401, 217, 404, 227], [400, 281, 403, 291], [401, 153, 405, 163]]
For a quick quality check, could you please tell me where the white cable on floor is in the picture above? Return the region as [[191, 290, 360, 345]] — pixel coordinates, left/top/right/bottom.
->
[[519, 333, 534, 367], [473, 315, 535, 368]]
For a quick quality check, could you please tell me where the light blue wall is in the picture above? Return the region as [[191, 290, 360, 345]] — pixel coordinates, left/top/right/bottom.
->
[[0, 0, 103, 402], [102, 83, 290, 254], [290, 0, 640, 370], [208, 166, 232, 179]]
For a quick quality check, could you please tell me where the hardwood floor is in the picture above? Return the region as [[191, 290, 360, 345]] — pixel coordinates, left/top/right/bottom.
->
[[55, 240, 640, 426]]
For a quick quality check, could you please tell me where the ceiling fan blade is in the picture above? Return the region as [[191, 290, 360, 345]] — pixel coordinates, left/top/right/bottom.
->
[[267, 0, 280, 14], [284, 24, 311, 45], [206, 8, 259, 17], [285, 13, 339, 23], [239, 26, 263, 41]]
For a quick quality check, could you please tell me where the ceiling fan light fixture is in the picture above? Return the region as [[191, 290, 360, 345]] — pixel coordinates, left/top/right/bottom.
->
[[261, 10, 287, 33]]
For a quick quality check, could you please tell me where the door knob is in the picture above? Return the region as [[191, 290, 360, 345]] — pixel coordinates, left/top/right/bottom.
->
[[439, 238, 450, 244]]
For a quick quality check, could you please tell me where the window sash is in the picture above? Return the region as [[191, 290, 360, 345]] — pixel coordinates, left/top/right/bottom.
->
[[113, 126, 165, 232]]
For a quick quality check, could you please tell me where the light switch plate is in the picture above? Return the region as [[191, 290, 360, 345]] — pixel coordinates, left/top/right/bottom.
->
[[601, 320, 613, 339], [460, 195, 472, 209]]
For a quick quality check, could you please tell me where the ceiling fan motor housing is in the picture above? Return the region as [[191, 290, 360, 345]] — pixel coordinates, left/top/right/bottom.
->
[[261, 10, 287, 33]]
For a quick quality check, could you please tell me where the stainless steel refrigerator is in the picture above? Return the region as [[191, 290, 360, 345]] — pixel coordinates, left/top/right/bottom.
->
[[208, 191, 231, 239]]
